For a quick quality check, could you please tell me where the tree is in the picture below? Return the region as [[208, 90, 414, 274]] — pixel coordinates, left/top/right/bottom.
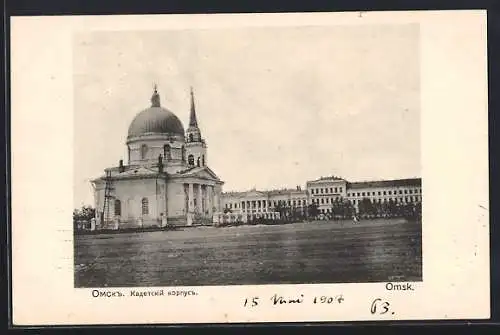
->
[[387, 199, 398, 217], [358, 198, 375, 217], [331, 198, 341, 219], [372, 200, 383, 218], [307, 203, 319, 220], [274, 201, 286, 218], [73, 205, 96, 230]]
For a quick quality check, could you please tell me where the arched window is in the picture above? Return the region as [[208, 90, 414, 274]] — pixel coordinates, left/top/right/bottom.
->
[[189, 133, 194, 142], [114, 199, 121, 216], [202, 155, 205, 166], [181, 145, 186, 162], [188, 154, 194, 166], [140, 144, 148, 160], [141, 197, 149, 215], [163, 144, 171, 160], [197, 157, 200, 167]]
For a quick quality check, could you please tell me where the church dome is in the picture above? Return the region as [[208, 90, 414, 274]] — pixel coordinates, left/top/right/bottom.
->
[[127, 87, 185, 138]]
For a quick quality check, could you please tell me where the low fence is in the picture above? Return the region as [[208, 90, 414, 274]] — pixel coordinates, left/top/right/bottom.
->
[[212, 212, 282, 227]]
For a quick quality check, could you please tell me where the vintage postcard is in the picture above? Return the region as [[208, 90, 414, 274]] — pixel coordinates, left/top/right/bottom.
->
[[10, 10, 489, 325]]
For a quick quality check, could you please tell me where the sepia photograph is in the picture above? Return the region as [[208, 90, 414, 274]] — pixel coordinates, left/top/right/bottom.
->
[[11, 11, 489, 325], [73, 24, 422, 288]]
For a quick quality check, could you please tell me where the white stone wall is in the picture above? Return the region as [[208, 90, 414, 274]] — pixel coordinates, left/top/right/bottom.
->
[[128, 138, 186, 165], [221, 191, 308, 213], [166, 182, 186, 217], [347, 185, 422, 206], [307, 180, 348, 198], [185, 142, 207, 167]]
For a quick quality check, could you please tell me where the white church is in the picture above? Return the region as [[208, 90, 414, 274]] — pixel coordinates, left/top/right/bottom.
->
[[91, 86, 224, 228]]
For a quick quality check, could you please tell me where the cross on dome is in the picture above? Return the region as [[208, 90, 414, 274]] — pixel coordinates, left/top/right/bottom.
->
[[151, 84, 161, 107]]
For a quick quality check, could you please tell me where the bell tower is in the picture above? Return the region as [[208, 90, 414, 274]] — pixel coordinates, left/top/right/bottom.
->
[[185, 87, 207, 167]]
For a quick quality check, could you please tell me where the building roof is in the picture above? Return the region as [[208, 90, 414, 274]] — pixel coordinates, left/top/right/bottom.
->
[[127, 88, 185, 138], [307, 176, 346, 184], [222, 187, 306, 198], [346, 178, 422, 189]]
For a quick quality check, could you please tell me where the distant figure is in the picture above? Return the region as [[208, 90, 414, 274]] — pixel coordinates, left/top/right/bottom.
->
[[352, 215, 359, 225]]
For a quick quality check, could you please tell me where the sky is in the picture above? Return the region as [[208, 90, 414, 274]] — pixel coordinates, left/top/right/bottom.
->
[[73, 24, 420, 208]]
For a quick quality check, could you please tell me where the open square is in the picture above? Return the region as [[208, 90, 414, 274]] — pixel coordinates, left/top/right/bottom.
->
[[75, 218, 422, 287]]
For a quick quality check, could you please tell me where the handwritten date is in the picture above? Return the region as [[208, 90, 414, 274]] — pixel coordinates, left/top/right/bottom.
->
[[244, 294, 344, 307]]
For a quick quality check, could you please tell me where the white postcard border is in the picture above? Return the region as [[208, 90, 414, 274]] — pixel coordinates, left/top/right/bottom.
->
[[10, 10, 489, 325]]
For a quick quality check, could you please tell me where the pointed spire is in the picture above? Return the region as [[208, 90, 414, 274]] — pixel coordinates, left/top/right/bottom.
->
[[189, 86, 199, 127], [151, 83, 161, 107]]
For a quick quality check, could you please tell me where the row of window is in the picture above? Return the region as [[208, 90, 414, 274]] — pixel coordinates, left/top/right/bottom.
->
[[139, 144, 184, 161], [347, 188, 421, 197], [225, 199, 308, 209], [313, 196, 421, 206], [188, 154, 205, 167], [224, 195, 422, 209], [309, 187, 422, 197], [310, 187, 343, 195], [135, 144, 206, 167], [112, 198, 149, 216]]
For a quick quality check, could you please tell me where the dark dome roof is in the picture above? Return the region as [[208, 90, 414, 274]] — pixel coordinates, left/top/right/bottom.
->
[[128, 107, 185, 138], [127, 88, 185, 138]]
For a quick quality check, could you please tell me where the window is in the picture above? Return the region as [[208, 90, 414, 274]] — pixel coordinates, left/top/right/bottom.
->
[[409, 190, 413, 194], [188, 154, 195, 166], [330, 188, 333, 193], [202, 155, 205, 166], [335, 187, 338, 193], [163, 144, 171, 160], [357, 192, 360, 196], [189, 133, 194, 142], [404, 190, 408, 194], [339, 187, 343, 192], [362, 192, 365, 196], [399, 190, 403, 195], [141, 197, 149, 215], [388, 191, 392, 195], [321, 188, 324, 194], [140, 144, 148, 159], [114, 199, 121, 216], [383, 191, 387, 195], [197, 157, 200, 167]]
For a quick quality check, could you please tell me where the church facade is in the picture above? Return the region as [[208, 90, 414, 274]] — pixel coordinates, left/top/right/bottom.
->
[[91, 87, 224, 228]]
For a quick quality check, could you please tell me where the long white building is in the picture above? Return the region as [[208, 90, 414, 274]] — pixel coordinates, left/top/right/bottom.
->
[[222, 176, 422, 215]]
